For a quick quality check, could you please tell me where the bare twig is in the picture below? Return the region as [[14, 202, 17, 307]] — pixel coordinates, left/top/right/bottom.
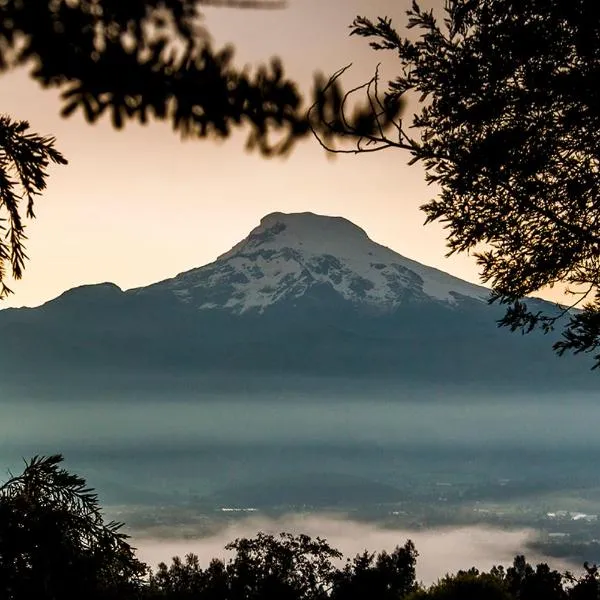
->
[[308, 64, 412, 155]]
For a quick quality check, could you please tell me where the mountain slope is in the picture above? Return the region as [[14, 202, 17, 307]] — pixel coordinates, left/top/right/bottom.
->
[[135, 212, 490, 313], [0, 212, 594, 394]]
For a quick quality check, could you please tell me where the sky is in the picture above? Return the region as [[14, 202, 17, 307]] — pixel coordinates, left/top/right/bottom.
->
[[0, 0, 562, 308]]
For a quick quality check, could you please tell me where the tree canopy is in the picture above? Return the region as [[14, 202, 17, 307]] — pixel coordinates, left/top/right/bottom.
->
[[0, 117, 66, 296], [0, 454, 146, 600], [3, 455, 600, 600], [314, 0, 600, 367], [1, 0, 313, 154]]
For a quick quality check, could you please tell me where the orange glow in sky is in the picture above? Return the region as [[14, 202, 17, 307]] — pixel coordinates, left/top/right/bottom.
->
[[0, 0, 565, 308]]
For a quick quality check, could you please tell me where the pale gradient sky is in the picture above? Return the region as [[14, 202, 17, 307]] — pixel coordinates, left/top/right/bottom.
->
[[0, 0, 561, 308]]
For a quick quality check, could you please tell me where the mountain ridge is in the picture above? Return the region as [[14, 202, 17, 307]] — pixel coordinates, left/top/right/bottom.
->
[[132, 211, 490, 315], [0, 211, 594, 393]]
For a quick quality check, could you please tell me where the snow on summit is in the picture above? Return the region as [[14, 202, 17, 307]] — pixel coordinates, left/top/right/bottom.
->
[[217, 212, 377, 262], [145, 212, 490, 313]]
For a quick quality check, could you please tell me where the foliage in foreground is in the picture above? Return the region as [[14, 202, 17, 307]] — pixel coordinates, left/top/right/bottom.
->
[[0, 0, 401, 299], [0, 454, 146, 599], [316, 0, 600, 366], [2, 455, 600, 600]]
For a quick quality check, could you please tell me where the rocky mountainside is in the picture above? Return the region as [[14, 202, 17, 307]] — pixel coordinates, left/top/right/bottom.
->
[[0, 212, 594, 394], [135, 212, 490, 313]]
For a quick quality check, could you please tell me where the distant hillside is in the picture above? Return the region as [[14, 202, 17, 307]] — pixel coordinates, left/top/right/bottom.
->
[[0, 212, 594, 394]]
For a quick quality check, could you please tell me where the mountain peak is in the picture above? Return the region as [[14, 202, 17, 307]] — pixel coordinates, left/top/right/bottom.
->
[[259, 211, 369, 238], [143, 212, 490, 314], [217, 212, 369, 262]]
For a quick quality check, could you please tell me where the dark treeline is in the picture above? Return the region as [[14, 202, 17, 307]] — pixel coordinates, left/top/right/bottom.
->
[[2, 455, 600, 600]]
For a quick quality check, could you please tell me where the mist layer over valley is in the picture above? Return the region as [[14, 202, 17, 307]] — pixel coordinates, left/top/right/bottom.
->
[[2, 214, 599, 574], [3, 385, 600, 570], [134, 517, 572, 585]]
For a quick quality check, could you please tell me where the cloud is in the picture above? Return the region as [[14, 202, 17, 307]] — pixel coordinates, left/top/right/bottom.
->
[[132, 514, 573, 584]]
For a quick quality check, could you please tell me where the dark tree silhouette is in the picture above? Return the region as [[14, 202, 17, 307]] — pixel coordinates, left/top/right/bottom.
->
[[331, 542, 418, 600], [503, 555, 567, 600], [149, 532, 343, 600], [225, 532, 342, 600], [0, 0, 402, 299], [408, 569, 512, 600], [313, 0, 600, 367], [0, 0, 318, 154], [0, 454, 146, 600], [0, 116, 66, 296], [3, 455, 600, 600]]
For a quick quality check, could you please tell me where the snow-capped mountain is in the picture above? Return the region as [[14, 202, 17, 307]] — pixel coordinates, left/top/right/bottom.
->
[[0, 211, 594, 393], [138, 212, 490, 313]]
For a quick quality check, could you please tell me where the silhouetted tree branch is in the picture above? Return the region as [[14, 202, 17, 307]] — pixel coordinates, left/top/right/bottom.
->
[[0, 0, 391, 296], [0, 0, 374, 157], [316, 1, 600, 368], [0, 116, 67, 296], [309, 64, 408, 155], [0, 454, 146, 599], [4, 455, 600, 599]]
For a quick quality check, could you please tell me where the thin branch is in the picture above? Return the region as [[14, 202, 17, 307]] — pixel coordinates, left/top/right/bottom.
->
[[366, 65, 386, 140], [340, 78, 371, 132], [308, 64, 412, 155]]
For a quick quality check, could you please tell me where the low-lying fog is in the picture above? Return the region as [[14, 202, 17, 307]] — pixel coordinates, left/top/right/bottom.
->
[[132, 515, 574, 584], [3, 390, 600, 450], [3, 391, 599, 499], [3, 387, 600, 573]]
